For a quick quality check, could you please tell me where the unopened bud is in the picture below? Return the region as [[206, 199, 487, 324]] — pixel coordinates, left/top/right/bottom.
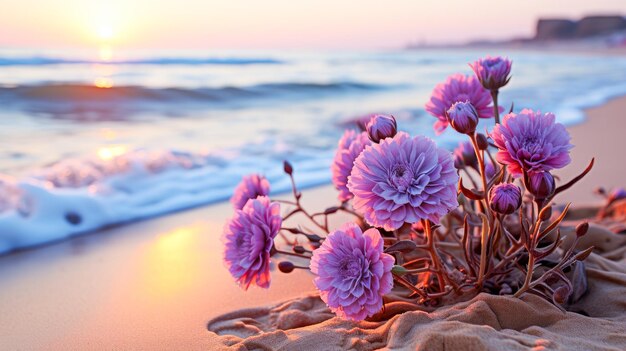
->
[[539, 206, 552, 221], [476, 133, 489, 150], [575, 222, 589, 237], [366, 114, 397, 143], [283, 161, 293, 175], [489, 183, 522, 215], [528, 171, 555, 200], [278, 261, 295, 273], [447, 101, 479, 135]]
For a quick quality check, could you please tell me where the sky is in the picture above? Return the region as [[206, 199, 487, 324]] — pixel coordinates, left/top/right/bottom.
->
[[1, 0, 626, 50]]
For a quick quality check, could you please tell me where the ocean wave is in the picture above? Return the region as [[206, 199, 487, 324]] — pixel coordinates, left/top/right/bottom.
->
[[0, 148, 333, 254], [0, 56, 284, 66], [0, 82, 387, 102]]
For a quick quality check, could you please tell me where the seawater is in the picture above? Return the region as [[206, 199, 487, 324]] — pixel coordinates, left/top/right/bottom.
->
[[0, 48, 625, 253]]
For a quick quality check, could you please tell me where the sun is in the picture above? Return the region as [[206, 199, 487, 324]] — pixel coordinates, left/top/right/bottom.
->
[[97, 25, 115, 41]]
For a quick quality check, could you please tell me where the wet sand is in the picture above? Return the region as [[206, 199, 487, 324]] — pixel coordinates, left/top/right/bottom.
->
[[0, 96, 625, 349]]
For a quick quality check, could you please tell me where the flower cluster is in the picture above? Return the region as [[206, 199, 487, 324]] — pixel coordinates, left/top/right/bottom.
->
[[222, 55, 594, 322]]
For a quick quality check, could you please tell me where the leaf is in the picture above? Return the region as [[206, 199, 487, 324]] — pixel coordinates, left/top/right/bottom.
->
[[458, 179, 484, 200], [574, 246, 595, 261], [385, 240, 418, 253], [568, 261, 588, 303], [539, 203, 571, 240]]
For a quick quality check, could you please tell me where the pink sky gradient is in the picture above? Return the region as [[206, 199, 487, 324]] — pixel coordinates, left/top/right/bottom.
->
[[2, 0, 626, 50]]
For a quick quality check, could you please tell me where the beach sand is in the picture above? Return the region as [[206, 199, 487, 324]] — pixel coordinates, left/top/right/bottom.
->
[[0, 96, 625, 349]]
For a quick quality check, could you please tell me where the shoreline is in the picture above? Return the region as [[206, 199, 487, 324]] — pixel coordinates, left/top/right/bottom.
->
[[0, 95, 624, 349]]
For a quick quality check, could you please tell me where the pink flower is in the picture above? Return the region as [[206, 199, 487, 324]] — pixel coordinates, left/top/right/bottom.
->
[[230, 174, 270, 210], [470, 56, 512, 90], [223, 196, 281, 290], [310, 223, 394, 321], [366, 114, 397, 143], [491, 109, 573, 177], [489, 183, 522, 215], [332, 130, 371, 202], [348, 132, 458, 230], [425, 74, 495, 135]]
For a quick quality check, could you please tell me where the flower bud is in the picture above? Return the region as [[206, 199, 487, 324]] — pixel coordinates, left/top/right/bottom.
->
[[528, 171, 555, 200], [476, 133, 489, 150], [278, 261, 295, 273], [366, 114, 397, 143], [489, 183, 522, 215], [446, 101, 479, 135], [575, 222, 589, 237], [539, 205, 552, 221], [283, 160, 293, 175]]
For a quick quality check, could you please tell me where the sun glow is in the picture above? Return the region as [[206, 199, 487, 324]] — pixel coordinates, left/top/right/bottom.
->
[[98, 145, 127, 160], [97, 25, 115, 41]]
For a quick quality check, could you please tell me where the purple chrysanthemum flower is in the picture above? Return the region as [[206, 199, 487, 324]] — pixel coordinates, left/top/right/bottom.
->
[[348, 132, 459, 230], [310, 222, 394, 321], [453, 141, 478, 170], [230, 174, 270, 210], [223, 196, 281, 290], [425, 74, 495, 135], [489, 183, 522, 215], [470, 56, 512, 91], [332, 130, 371, 202], [491, 109, 573, 177]]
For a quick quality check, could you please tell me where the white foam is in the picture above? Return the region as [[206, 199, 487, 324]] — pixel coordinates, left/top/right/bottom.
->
[[0, 149, 332, 254]]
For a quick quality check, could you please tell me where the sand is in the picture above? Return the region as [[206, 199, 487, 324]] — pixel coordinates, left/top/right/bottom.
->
[[0, 96, 625, 350]]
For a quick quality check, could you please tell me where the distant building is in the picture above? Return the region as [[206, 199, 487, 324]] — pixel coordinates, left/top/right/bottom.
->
[[535, 15, 626, 40]]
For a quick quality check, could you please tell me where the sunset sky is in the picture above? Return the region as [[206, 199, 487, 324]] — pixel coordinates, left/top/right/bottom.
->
[[2, 0, 626, 50]]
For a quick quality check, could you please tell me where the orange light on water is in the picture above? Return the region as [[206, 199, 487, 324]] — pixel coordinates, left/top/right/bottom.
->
[[97, 145, 127, 160], [94, 77, 114, 89]]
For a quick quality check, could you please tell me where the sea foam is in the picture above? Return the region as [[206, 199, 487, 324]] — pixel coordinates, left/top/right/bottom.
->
[[0, 149, 333, 254]]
